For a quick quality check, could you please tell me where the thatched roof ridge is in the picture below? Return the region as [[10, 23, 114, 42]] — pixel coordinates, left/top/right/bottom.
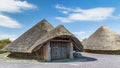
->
[[83, 25, 120, 51], [28, 25, 83, 52], [2, 19, 54, 52]]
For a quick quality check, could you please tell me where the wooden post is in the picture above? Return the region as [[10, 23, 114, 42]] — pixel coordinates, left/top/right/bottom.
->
[[69, 43, 73, 59], [47, 42, 51, 61], [44, 42, 51, 61]]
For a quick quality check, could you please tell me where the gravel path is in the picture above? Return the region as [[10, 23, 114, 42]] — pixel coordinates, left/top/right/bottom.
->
[[0, 52, 120, 68]]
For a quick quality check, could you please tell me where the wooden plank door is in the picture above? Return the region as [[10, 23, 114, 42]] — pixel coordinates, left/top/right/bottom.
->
[[61, 45, 67, 59], [51, 42, 67, 60], [51, 42, 61, 60]]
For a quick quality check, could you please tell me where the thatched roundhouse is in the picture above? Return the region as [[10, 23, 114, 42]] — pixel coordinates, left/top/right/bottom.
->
[[2, 19, 83, 61], [82, 25, 120, 54]]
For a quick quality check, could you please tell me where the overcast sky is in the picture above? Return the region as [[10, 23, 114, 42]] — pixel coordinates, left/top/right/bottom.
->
[[0, 0, 120, 41]]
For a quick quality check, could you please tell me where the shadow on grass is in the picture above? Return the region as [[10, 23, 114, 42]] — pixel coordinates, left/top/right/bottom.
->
[[3, 52, 97, 63], [7, 55, 97, 63], [48, 53, 97, 63], [49, 56, 97, 63], [7, 56, 35, 61]]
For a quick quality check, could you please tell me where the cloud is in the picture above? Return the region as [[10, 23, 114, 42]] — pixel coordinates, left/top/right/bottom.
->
[[0, 0, 37, 13], [0, 34, 17, 41], [0, 14, 21, 28], [55, 4, 72, 14], [55, 4, 72, 11], [111, 15, 120, 19], [0, 0, 37, 28], [55, 4, 115, 22]]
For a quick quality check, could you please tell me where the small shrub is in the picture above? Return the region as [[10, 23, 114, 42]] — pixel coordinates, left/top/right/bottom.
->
[[0, 39, 11, 50]]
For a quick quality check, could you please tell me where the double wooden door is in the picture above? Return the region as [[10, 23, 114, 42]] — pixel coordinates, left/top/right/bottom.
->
[[51, 42, 68, 60]]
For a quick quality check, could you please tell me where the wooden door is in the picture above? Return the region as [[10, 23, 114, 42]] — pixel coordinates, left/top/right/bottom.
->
[[60, 45, 67, 59], [51, 42, 67, 60], [51, 43, 61, 60]]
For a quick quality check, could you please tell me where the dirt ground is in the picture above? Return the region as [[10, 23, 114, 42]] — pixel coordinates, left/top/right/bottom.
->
[[0, 52, 120, 68]]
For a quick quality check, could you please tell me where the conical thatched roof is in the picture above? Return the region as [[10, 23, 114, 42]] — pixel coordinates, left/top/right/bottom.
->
[[29, 25, 83, 52], [83, 25, 120, 51], [2, 19, 54, 53], [2, 20, 83, 53]]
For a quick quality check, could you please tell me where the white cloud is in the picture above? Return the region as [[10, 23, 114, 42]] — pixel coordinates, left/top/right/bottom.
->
[[56, 17, 73, 22], [61, 11, 69, 14], [111, 15, 120, 19], [0, 0, 36, 13], [55, 4, 71, 14], [0, 14, 21, 28], [0, 34, 17, 41], [0, 0, 37, 28], [55, 4, 72, 11], [55, 4, 115, 22]]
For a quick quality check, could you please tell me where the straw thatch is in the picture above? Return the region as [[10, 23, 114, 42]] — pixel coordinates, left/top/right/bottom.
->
[[29, 25, 83, 52], [82, 25, 120, 51], [2, 19, 54, 53], [2, 19, 83, 53]]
